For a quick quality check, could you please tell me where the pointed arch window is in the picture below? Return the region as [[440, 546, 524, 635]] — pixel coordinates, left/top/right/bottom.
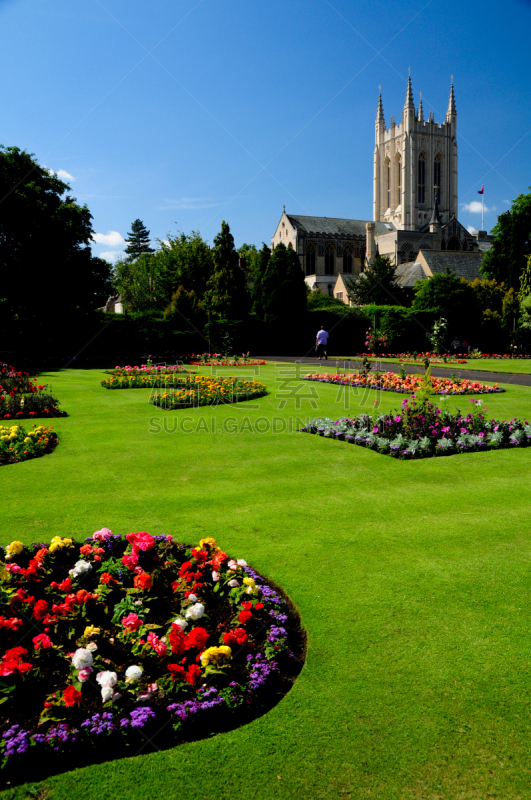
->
[[325, 244, 335, 276], [306, 242, 316, 275], [343, 246, 353, 274], [418, 153, 426, 204], [434, 154, 442, 205], [396, 156, 401, 204]]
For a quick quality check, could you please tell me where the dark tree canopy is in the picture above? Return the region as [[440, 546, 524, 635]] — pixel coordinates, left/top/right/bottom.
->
[[259, 242, 307, 324], [481, 189, 531, 291], [250, 244, 271, 317], [345, 255, 404, 306], [412, 271, 480, 342], [0, 145, 112, 328], [204, 221, 249, 319], [124, 219, 154, 260]]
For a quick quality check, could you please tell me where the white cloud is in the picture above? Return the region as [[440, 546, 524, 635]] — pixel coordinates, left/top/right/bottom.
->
[[92, 230, 125, 247], [467, 225, 477, 234], [461, 201, 489, 214], [44, 165, 74, 181], [99, 251, 120, 263]]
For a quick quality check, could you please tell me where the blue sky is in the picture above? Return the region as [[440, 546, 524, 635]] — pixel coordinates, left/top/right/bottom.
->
[[1, 0, 530, 262]]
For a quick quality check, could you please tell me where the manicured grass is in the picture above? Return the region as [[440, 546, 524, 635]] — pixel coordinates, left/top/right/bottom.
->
[[332, 356, 531, 374], [2, 363, 531, 799]]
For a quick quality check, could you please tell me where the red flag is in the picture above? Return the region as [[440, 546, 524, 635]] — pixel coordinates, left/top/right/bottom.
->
[[478, 186, 484, 195]]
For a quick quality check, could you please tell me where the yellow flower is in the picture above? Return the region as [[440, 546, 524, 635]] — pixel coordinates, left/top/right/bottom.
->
[[49, 536, 73, 554], [5, 541, 24, 561], [199, 537, 218, 550], [84, 625, 101, 638], [200, 645, 231, 668], [243, 577, 259, 595]]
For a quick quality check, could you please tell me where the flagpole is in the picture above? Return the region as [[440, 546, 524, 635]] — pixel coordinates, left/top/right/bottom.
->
[[482, 188, 484, 231]]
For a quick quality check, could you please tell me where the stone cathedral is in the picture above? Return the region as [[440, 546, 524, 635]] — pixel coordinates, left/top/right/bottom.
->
[[271, 74, 489, 299]]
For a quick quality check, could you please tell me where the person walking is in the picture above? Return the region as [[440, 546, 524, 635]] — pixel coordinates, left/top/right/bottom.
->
[[316, 326, 329, 360]]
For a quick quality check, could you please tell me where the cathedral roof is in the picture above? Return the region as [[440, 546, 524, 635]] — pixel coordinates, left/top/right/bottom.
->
[[395, 261, 428, 288], [286, 215, 392, 238]]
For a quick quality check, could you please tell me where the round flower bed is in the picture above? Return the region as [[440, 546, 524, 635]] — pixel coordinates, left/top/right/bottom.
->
[[302, 371, 503, 395], [150, 376, 268, 409], [0, 531, 303, 784], [0, 424, 58, 466]]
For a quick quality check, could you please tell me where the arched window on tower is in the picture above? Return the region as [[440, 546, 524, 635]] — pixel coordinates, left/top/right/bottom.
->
[[434, 154, 442, 205], [396, 156, 401, 205], [343, 246, 353, 274], [325, 244, 335, 276], [306, 242, 316, 275], [418, 153, 426, 204], [447, 236, 460, 251]]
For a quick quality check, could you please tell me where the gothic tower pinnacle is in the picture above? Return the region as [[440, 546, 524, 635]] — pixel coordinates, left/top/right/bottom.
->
[[446, 76, 456, 121], [418, 91, 424, 122]]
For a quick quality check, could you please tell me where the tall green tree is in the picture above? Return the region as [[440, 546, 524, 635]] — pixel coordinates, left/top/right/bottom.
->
[[345, 255, 404, 306], [114, 254, 162, 312], [204, 221, 249, 319], [155, 230, 213, 305], [124, 219, 154, 260], [412, 272, 480, 341], [259, 242, 307, 324], [0, 145, 112, 329], [481, 189, 531, 291], [250, 243, 271, 316]]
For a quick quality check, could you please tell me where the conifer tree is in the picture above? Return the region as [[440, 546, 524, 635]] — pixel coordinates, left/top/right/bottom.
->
[[204, 221, 249, 319], [259, 242, 307, 324], [124, 219, 154, 260], [251, 244, 271, 316]]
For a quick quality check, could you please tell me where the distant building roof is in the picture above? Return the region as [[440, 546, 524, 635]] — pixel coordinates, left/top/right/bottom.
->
[[395, 261, 428, 288], [419, 249, 483, 281], [286, 214, 393, 238]]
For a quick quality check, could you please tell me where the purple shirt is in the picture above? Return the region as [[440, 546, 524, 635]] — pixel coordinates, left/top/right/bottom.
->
[[316, 330, 329, 344]]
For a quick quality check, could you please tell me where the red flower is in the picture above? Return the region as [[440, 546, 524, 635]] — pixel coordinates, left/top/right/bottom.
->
[[100, 573, 117, 585], [33, 633, 52, 650], [241, 601, 253, 610], [185, 626, 209, 651], [222, 628, 247, 647], [169, 625, 187, 655], [0, 616, 22, 630], [134, 573, 153, 590], [167, 663, 185, 681], [0, 646, 32, 676], [184, 664, 201, 685], [255, 603, 264, 610], [63, 685, 82, 707], [33, 599, 48, 621], [122, 613, 143, 632], [79, 544, 92, 555], [238, 609, 252, 624]]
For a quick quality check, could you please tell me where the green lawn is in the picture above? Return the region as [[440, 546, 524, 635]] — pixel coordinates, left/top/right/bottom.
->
[[2, 364, 531, 800], [331, 356, 531, 375]]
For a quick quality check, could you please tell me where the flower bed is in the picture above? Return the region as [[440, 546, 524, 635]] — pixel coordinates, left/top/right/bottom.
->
[[189, 360, 266, 366], [150, 376, 268, 409], [0, 365, 67, 420], [0, 424, 58, 466], [398, 357, 467, 365], [100, 374, 193, 390], [107, 364, 191, 376], [302, 371, 503, 395], [300, 398, 531, 459], [0, 531, 303, 781], [348, 352, 531, 361]]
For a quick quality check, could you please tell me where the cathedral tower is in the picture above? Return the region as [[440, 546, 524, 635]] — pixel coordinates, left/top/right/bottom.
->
[[373, 74, 458, 231]]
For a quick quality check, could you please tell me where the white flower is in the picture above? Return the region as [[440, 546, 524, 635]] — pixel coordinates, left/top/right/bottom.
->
[[72, 648, 93, 670], [96, 670, 117, 687], [173, 617, 188, 631], [185, 602, 205, 620], [86, 642, 98, 652], [228, 560, 237, 570], [237, 559, 247, 567], [188, 593, 197, 603], [101, 685, 113, 702], [228, 579, 239, 588], [211, 571, 219, 582], [134, 600, 143, 606], [125, 665, 143, 682], [112, 692, 122, 702], [69, 560, 92, 578]]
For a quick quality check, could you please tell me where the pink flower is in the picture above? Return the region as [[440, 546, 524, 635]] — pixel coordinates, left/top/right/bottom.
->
[[122, 553, 139, 570], [93, 527, 113, 542], [372, 427, 378, 433], [78, 667, 93, 682], [122, 613, 143, 632], [127, 532, 155, 552], [147, 631, 167, 656]]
